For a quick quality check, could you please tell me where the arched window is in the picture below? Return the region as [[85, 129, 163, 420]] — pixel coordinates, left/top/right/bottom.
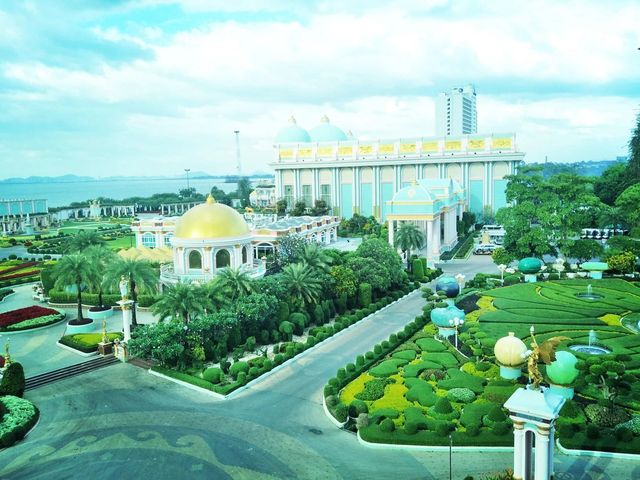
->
[[141, 233, 156, 248], [242, 246, 248, 264], [164, 234, 173, 247], [255, 242, 274, 260], [188, 250, 202, 269], [215, 249, 230, 269]]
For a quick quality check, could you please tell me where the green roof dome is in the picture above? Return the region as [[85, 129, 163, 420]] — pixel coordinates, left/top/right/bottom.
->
[[546, 350, 578, 386], [518, 257, 542, 274], [309, 115, 348, 142], [275, 116, 311, 143], [430, 304, 465, 328]]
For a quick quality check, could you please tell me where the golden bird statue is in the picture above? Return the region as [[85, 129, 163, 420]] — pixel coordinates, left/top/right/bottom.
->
[[527, 326, 570, 390]]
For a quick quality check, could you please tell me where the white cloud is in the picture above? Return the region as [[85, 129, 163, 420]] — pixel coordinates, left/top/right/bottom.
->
[[0, 0, 639, 178]]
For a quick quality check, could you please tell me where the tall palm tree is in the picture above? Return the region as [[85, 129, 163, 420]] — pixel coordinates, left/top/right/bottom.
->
[[84, 245, 116, 308], [104, 257, 158, 326], [65, 230, 105, 253], [299, 243, 332, 273], [151, 282, 205, 323], [202, 278, 230, 313], [52, 253, 94, 322], [281, 262, 322, 308], [394, 222, 426, 270], [216, 266, 253, 301]]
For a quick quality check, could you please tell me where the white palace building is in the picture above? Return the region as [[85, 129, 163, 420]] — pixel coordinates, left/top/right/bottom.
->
[[271, 116, 525, 221]]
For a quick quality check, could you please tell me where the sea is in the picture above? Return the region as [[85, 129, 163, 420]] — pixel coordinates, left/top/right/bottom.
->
[[0, 178, 266, 208]]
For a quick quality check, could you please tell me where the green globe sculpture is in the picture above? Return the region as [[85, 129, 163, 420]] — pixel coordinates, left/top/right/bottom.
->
[[518, 257, 542, 274]]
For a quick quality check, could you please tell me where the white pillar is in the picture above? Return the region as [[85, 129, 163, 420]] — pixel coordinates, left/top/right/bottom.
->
[[117, 300, 133, 342], [426, 220, 433, 261], [534, 431, 550, 480], [388, 220, 394, 247], [513, 424, 525, 480], [432, 216, 441, 258], [548, 426, 555, 479]]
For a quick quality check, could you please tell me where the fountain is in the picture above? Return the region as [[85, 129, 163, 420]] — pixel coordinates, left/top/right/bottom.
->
[[575, 283, 603, 300], [569, 329, 610, 355]]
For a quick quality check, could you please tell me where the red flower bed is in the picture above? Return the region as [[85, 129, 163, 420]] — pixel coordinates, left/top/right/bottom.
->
[[0, 270, 40, 281], [0, 262, 38, 276], [0, 305, 60, 328]]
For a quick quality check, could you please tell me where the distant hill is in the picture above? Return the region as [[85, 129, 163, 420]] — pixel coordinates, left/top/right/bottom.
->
[[527, 157, 627, 178], [0, 172, 275, 183]]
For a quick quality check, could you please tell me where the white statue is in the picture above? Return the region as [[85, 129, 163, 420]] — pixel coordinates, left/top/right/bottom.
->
[[119, 275, 128, 300]]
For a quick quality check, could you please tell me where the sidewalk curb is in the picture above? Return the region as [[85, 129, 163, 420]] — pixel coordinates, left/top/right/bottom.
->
[[357, 430, 513, 452], [55, 341, 98, 357], [556, 439, 640, 460], [148, 368, 226, 401]]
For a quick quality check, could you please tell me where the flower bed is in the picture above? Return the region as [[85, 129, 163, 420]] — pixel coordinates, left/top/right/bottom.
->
[[0, 288, 14, 302], [0, 396, 39, 448], [0, 262, 37, 276], [59, 332, 123, 353], [0, 305, 65, 331]]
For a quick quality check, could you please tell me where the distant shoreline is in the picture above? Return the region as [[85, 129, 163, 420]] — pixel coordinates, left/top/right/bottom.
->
[[0, 174, 274, 186]]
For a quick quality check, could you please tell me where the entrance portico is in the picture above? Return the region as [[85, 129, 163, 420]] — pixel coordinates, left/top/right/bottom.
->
[[385, 179, 465, 263]]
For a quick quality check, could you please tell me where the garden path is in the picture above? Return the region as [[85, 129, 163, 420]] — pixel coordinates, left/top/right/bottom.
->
[[1, 283, 638, 479]]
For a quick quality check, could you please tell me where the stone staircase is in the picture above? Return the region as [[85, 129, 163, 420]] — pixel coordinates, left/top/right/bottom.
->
[[25, 355, 120, 391]]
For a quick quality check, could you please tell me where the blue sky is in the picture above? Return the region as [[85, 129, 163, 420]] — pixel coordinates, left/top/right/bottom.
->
[[1, 0, 639, 178]]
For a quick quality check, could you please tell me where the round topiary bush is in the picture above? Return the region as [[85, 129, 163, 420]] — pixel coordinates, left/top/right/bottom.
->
[[433, 397, 454, 414], [356, 413, 369, 430], [324, 385, 336, 397], [274, 353, 284, 365], [374, 344, 383, 355], [356, 355, 365, 366], [349, 399, 368, 417], [337, 367, 347, 380], [492, 421, 510, 435], [365, 351, 375, 360], [404, 421, 418, 435], [486, 405, 507, 423], [328, 377, 340, 387], [237, 372, 247, 385], [435, 421, 450, 437], [202, 367, 222, 384], [325, 395, 337, 407], [380, 418, 395, 432], [446, 388, 476, 404], [229, 361, 249, 380], [334, 403, 348, 422], [248, 366, 260, 378], [346, 363, 356, 373]]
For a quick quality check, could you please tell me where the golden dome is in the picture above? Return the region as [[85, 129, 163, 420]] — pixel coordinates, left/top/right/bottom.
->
[[494, 332, 527, 367], [174, 195, 250, 239]]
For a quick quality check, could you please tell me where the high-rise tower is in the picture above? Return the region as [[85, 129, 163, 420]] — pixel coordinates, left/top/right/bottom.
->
[[435, 84, 477, 136]]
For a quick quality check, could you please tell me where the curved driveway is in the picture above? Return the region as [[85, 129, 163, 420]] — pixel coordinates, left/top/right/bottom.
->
[[2, 288, 638, 480]]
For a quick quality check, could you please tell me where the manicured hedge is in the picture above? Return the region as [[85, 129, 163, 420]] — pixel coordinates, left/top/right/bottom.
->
[[0, 396, 39, 448], [48, 290, 156, 307], [59, 333, 123, 353]]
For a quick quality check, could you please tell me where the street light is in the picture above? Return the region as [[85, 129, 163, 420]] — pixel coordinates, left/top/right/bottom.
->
[[184, 168, 191, 190], [497, 264, 507, 284], [454, 273, 465, 289], [449, 316, 464, 350]]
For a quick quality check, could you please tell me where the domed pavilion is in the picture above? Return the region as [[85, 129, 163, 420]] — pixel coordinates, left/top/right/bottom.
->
[[160, 195, 260, 284]]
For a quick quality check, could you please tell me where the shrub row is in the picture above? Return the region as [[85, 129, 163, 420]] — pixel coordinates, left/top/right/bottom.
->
[[59, 332, 124, 353], [48, 290, 156, 307], [0, 396, 39, 448]]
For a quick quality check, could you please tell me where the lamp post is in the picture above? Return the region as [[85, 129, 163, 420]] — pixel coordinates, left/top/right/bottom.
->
[[497, 264, 507, 284], [449, 316, 464, 349], [184, 168, 191, 190], [455, 273, 465, 290]]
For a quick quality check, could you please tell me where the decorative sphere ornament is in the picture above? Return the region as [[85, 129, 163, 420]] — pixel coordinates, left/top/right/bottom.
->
[[430, 304, 465, 328], [518, 257, 542, 274], [546, 350, 579, 386], [494, 332, 527, 367], [434, 276, 460, 298]]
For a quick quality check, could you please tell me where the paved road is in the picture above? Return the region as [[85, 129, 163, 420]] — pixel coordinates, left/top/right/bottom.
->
[[1, 287, 638, 480]]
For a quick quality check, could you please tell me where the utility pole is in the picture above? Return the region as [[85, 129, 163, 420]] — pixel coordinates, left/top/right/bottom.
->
[[234, 130, 242, 177], [184, 168, 191, 190]]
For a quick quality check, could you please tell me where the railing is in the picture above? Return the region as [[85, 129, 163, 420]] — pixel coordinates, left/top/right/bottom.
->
[[160, 263, 266, 284]]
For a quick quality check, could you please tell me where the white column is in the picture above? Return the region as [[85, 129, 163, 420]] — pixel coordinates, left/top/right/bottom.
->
[[432, 216, 441, 258], [513, 424, 525, 480], [117, 300, 133, 342], [548, 426, 555, 479], [388, 220, 394, 246], [426, 220, 434, 262], [534, 431, 550, 480]]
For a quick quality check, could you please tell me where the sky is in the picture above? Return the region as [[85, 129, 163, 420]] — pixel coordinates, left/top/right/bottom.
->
[[0, 0, 639, 179]]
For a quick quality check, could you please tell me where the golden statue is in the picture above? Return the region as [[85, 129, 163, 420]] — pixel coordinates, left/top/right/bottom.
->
[[527, 326, 569, 390]]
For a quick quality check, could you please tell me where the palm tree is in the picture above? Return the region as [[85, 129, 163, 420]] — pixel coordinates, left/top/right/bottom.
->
[[84, 245, 116, 308], [104, 257, 157, 326], [151, 282, 205, 323], [201, 278, 230, 313], [281, 262, 322, 308], [299, 243, 332, 273], [52, 253, 94, 322], [216, 267, 253, 301], [65, 230, 105, 253], [394, 222, 426, 270]]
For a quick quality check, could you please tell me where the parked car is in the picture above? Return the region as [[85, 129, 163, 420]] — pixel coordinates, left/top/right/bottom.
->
[[473, 243, 499, 255]]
